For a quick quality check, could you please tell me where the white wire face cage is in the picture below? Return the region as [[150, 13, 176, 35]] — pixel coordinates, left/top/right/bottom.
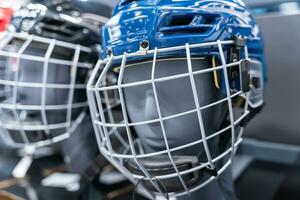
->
[[87, 40, 261, 199], [0, 32, 95, 148]]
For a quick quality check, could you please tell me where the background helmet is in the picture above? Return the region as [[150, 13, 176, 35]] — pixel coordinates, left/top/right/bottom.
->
[[0, 1, 106, 148], [88, 0, 266, 198], [9, 1, 107, 47], [31, 0, 114, 19]]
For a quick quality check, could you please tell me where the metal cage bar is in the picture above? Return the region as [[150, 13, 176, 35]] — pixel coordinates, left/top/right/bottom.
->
[[11, 35, 34, 145], [186, 43, 215, 170], [151, 47, 190, 194], [217, 40, 236, 159], [40, 39, 56, 138]]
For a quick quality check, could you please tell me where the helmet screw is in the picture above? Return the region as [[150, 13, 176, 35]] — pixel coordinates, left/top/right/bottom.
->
[[233, 36, 246, 47], [140, 40, 149, 50], [83, 28, 89, 34], [107, 48, 113, 56]]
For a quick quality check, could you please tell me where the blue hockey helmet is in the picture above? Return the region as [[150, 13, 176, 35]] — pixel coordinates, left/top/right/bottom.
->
[[87, 0, 266, 198]]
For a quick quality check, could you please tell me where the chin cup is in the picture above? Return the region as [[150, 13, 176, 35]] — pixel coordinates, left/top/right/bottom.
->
[[124, 155, 218, 193]]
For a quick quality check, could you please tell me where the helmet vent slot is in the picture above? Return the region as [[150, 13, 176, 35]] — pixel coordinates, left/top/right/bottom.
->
[[120, 0, 138, 6], [159, 14, 221, 36], [32, 18, 85, 42], [43, 18, 65, 27], [168, 15, 195, 26]]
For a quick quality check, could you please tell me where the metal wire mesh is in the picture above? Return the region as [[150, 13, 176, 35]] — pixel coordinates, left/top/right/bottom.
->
[[0, 32, 95, 148], [87, 40, 251, 198]]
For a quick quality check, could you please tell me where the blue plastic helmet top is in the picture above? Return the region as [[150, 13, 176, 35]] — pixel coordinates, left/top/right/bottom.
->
[[102, 0, 266, 80]]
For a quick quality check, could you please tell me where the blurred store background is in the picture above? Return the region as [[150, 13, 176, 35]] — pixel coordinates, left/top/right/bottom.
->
[[236, 1, 300, 200]]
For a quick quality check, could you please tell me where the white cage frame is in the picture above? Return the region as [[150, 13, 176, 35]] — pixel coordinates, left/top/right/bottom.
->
[[87, 40, 251, 198]]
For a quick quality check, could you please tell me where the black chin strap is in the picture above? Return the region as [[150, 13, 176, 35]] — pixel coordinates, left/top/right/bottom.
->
[[241, 103, 265, 127]]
